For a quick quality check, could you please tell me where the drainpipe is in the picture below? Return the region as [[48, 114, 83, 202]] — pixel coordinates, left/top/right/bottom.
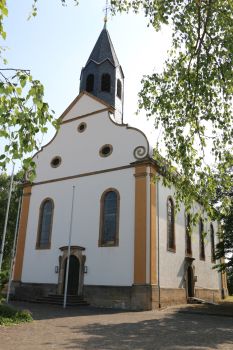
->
[[156, 176, 161, 308]]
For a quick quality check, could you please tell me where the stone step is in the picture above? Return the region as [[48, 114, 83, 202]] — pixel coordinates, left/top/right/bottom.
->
[[35, 294, 89, 306], [187, 297, 217, 305], [187, 297, 203, 304], [47, 294, 85, 300]]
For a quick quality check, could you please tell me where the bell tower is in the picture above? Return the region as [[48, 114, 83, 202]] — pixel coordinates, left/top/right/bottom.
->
[[79, 24, 124, 124]]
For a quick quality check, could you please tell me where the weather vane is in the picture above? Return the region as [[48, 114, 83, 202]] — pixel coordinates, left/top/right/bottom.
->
[[103, 0, 110, 28]]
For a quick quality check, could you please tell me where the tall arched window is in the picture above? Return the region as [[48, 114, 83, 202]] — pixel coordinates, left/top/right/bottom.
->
[[101, 73, 111, 92], [86, 74, 94, 92], [117, 79, 122, 99], [167, 197, 175, 251], [185, 213, 192, 256], [99, 189, 120, 246], [36, 199, 54, 249], [199, 218, 205, 260], [210, 223, 215, 263]]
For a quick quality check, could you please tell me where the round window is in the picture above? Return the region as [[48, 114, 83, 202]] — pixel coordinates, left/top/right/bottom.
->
[[50, 156, 62, 168], [77, 122, 87, 133], [99, 144, 113, 157]]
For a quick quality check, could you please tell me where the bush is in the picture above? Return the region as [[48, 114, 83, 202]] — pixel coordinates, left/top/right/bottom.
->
[[0, 303, 32, 326], [0, 270, 9, 295]]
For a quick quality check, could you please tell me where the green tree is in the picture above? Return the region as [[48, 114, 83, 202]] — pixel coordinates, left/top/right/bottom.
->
[[215, 198, 233, 274], [0, 172, 23, 270], [110, 0, 233, 219], [0, 0, 78, 173]]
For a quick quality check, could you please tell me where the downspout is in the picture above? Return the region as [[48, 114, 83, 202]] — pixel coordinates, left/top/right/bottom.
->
[[156, 176, 161, 308]]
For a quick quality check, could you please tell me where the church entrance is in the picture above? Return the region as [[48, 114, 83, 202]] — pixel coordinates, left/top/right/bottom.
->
[[63, 255, 80, 295], [187, 265, 194, 298]]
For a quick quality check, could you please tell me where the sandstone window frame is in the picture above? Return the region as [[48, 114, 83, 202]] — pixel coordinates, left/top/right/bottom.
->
[[99, 188, 120, 247], [36, 198, 54, 250], [199, 218, 205, 261], [167, 196, 176, 252], [185, 213, 192, 257]]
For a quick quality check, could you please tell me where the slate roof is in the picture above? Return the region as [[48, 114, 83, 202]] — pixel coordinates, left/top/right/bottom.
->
[[86, 28, 120, 67]]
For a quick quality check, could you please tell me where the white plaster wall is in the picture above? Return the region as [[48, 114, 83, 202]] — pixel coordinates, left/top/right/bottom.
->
[[33, 94, 148, 183], [62, 94, 106, 122], [157, 180, 220, 290], [114, 69, 123, 124], [22, 168, 135, 286]]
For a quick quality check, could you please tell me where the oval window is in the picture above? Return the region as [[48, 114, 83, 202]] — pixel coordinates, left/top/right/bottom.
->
[[50, 156, 61, 168], [99, 144, 113, 157], [77, 122, 87, 133]]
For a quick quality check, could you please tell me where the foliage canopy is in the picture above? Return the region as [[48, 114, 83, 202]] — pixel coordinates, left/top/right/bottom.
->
[[0, 0, 78, 172], [111, 0, 233, 220]]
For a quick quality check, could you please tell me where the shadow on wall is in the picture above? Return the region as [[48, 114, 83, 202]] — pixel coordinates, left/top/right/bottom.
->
[[177, 259, 186, 288]]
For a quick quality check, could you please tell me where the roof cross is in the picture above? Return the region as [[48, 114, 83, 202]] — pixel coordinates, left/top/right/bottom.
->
[[103, 0, 109, 28]]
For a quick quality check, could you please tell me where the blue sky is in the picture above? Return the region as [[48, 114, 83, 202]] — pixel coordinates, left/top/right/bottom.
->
[[3, 0, 171, 151]]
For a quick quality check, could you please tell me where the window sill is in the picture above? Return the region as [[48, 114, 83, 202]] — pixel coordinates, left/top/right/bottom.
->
[[185, 252, 193, 258], [167, 247, 176, 253], [98, 240, 119, 247], [35, 244, 51, 250]]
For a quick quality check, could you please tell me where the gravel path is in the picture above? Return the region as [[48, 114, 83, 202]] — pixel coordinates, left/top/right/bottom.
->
[[0, 302, 233, 350]]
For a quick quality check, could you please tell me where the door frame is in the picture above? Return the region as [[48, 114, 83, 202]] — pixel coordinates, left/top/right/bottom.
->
[[57, 245, 86, 296]]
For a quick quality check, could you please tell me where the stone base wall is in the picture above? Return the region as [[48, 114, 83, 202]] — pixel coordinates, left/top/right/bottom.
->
[[12, 281, 57, 301], [84, 285, 187, 310], [195, 288, 221, 303], [151, 287, 187, 308], [12, 282, 223, 310]]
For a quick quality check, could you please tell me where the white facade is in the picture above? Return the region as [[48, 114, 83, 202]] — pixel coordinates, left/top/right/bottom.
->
[[21, 93, 148, 287], [157, 181, 219, 290], [14, 92, 222, 309]]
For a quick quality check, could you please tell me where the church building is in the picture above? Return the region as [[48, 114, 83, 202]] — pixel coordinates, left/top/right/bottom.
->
[[12, 24, 227, 310]]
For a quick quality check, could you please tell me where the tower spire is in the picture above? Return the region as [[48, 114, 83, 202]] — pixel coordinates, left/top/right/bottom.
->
[[79, 19, 124, 123], [103, 0, 109, 28]]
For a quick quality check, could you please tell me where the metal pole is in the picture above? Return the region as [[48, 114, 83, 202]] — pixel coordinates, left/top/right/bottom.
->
[[6, 195, 22, 303], [0, 164, 15, 272], [156, 176, 161, 308], [63, 185, 75, 309]]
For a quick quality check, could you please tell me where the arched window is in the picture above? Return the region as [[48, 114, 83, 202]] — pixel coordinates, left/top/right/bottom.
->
[[117, 79, 122, 99], [199, 218, 205, 260], [185, 213, 192, 256], [99, 189, 120, 246], [210, 223, 215, 263], [36, 199, 54, 249], [167, 197, 175, 251], [86, 74, 94, 92], [101, 73, 111, 92]]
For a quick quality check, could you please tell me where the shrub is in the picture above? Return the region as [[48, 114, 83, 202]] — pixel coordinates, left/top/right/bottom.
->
[[0, 303, 32, 325], [0, 270, 9, 295]]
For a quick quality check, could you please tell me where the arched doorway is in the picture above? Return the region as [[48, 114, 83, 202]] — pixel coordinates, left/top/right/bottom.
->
[[63, 255, 80, 295], [187, 265, 194, 297]]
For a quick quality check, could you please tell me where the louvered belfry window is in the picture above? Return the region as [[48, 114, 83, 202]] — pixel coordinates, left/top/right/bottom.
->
[[86, 74, 94, 92], [101, 73, 111, 92]]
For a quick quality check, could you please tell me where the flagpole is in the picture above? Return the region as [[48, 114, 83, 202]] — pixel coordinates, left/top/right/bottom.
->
[[63, 185, 75, 309], [6, 195, 22, 303], [0, 163, 15, 272]]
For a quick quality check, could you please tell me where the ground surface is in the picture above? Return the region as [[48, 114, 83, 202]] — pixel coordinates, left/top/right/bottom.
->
[[0, 301, 233, 350]]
